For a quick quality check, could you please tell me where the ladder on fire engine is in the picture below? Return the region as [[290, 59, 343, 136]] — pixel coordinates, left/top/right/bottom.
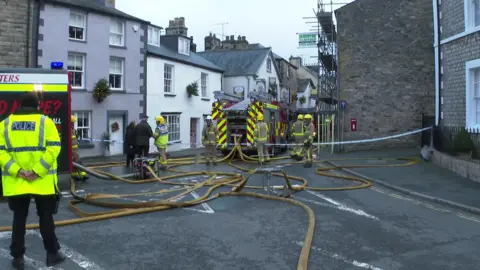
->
[[248, 90, 272, 103]]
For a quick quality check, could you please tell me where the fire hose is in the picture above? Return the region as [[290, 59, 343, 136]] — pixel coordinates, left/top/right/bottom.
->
[[0, 141, 420, 270]]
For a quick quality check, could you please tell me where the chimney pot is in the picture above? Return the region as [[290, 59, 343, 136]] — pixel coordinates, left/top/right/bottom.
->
[[242, 36, 246, 41], [230, 35, 234, 40], [226, 36, 229, 40], [237, 35, 241, 40]]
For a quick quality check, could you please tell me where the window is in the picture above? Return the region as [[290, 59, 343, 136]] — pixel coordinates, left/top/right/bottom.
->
[[164, 64, 174, 93], [67, 53, 85, 88], [72, 112, 91, 141], [110, 20, 125, 46], [162, 114, 180, 142], [267, 58, 272, 73], [474, 69, 480, 125], [148, 26, 160, 46], [286, 66, 291, 78], [178, 37, 190, 55], [109, 58, 124, 90], [466, 0, 480, 29], [466, 59, 480, 127], [69, 12, 86, 40], [201, 73, 208, 97]]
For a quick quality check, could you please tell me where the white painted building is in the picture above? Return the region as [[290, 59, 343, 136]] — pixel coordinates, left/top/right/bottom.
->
[[197, 48, 281, 101], [296, 79, 317, 110], [146, 26, 224, 152]]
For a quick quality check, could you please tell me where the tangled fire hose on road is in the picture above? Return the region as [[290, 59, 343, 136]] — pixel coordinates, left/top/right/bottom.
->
[[0, 141, 421, 270]]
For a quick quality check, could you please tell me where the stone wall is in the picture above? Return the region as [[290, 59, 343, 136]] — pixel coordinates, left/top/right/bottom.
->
[[0, 0, 34, 67], [335, 0, 435, 151], [432, 149, 480, 183]]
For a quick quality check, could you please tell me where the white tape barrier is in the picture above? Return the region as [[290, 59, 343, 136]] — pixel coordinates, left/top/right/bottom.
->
[[80, 127, 432, 148]]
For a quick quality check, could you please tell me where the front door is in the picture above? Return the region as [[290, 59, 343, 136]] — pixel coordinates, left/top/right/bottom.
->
[[108, 116, 124, 155], [190, 118, 198, 148]]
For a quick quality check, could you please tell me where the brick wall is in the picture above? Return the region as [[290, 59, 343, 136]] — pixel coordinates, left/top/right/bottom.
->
[[0, 0, 34, 67], [438, 0, 465, 40], [336, 0, 435, 151]]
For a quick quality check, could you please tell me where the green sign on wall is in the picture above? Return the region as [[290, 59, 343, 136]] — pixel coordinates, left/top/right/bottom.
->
[[298, 33, 317, 47]]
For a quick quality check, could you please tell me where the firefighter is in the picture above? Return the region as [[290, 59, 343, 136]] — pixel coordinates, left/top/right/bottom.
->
[[71, 115, 88, 181], [291, 114, 305, 160], [202, 115, 218, 165], [0, 92, 65, 269], [303, 114, 315, 168], [153, 116, 168, 170], [254, 114, 270, 164]]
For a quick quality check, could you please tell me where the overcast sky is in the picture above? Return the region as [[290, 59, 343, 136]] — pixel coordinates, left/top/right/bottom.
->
[[115, 0, 353, 64]]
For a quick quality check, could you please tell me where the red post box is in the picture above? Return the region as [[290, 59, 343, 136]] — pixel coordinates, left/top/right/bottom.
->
[[350, 118, 357, 132]]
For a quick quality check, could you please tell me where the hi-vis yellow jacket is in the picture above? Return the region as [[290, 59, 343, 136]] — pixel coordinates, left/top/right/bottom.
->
[[0, 108, 61, 196]]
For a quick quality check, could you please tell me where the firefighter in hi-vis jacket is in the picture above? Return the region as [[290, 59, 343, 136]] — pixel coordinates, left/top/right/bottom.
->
[[302, 114, 315, 168], [291, 114, 305, 160], [153, 116, 168, 170], [254, 114, 270, 164], [202, 115, 219, 165], [71, 115, 88, 181]]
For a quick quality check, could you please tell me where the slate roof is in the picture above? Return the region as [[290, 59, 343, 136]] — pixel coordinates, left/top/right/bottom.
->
[[44, 0, 148, 23], [297, 78, 314, 92], [197, 48, 271, 77], [147, 45, 224, 73]]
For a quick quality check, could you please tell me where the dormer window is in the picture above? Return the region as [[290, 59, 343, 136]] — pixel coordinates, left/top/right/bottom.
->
[[267, 58, 272, 73], [179, 37, 190, 55], [148, 26, 161, 46]]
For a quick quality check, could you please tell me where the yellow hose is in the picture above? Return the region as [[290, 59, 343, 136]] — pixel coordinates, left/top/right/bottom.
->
[[0, 141, 421, 270]]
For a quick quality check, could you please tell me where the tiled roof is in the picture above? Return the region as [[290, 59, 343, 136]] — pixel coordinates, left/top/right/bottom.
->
[[298, 79, 314, 92]]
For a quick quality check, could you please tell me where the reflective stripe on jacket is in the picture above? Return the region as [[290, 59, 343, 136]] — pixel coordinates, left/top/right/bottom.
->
[[0, 109, 61, 196], [202, 124, 218, 144], [154, 124, 168, 147], [292, 121, 304, 137], [304, 122, 315, 142], [254, 122, 269, 142], [72, 128, 79, 149]]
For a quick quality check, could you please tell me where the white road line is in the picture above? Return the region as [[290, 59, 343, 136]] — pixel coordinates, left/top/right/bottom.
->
[[294, 196, 379, 220], [293, 241, 383, 270], [190, 191, 215, 214], [305, 190, 379, 220], [457, 214, 480, 223], [0, 248, 60, 270]]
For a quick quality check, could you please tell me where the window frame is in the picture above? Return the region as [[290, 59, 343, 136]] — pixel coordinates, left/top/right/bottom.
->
[[148, 26, 161, 46], [465, 0, 480, 30], [201, 72, 208, 98], [109, 19, 125, 47], [286, 66, 291, 78], [465, 58, 480, 128], [164, 64, 174, 93], [69, 11, 86, 41], [109, 57, 124, 91], [267, 58, 272, 73], [72, 111, 92, 141], [178, 37, 190, 55], [161, 113, 181, 142], [67, 53, 85, 89]]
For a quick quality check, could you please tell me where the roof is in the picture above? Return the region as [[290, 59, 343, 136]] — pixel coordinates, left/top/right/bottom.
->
[[44, 0, 149, 23], [248, 43, 266, 49], [297, 79, 314, 92], [222, 99, 250, 111], [147, 45, 224, 73], [305, 65, 320, 74], [197, 48, 271, 77], [0, 68, 67, 74]]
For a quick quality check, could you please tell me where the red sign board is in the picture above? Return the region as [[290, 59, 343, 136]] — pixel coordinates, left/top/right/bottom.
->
[[351, 118, 357, 132]]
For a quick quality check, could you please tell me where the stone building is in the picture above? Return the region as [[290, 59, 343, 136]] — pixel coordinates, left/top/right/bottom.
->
[[204, 33, 249, 50], [335, 0, 435, 150]]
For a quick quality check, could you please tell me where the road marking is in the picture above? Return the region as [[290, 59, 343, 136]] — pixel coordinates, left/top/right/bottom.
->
[[305, 190, 379, 220], [190, 191, 215, 214], [457, 214, 480, 223], [293, 241, 383, 270], [294, 196, 379, 220], [0, 248, 61, 270]]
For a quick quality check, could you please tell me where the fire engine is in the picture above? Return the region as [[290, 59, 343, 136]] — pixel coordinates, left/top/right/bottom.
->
[[211, 91, 288, 156]]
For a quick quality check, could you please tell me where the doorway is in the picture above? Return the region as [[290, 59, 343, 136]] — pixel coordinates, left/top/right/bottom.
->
[[190, 118, 199, 148], [108, 116, 125, 155]]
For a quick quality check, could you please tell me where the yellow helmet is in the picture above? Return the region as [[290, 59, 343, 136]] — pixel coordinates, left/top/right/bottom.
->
[[304, 114, 312, 120], [297, 114, 304, 120], [155, 116, 165, 124], [257, 114, 264, 121], [71, 115, 77, 123]]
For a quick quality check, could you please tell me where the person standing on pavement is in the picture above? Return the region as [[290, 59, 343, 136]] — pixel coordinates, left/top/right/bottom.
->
[[124, 121, 136, 167], [302, 114, 315, 168], [202, 115, 218, 165], [0, 92, 65, 269], [134, 114, 153, 158], [291, 114, 305, 160], [153, 116, 168, 170], [254, 114, 270, 165], [71, 115, 88, 181]]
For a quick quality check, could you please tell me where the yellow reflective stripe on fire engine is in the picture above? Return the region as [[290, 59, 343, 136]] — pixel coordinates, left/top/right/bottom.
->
[[265, 103, 278, 110], [0, 83, 68, 92]]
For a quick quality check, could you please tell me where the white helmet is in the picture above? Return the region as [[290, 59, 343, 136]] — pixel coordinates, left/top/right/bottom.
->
[[206, 115, 213, 120]]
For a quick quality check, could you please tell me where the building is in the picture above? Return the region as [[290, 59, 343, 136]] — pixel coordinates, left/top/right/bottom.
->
[[146, 25, 224, 152], [273, 53, 298, 118], [335, 0, 435, 150], [198, 47, 281, 101], [296, 79, 316, 110], [433, 0, 480, 150], [204, 33, 249, 51]]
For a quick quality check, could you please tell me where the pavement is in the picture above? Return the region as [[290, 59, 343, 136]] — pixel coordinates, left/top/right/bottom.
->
[[1, 148, 480, 269]]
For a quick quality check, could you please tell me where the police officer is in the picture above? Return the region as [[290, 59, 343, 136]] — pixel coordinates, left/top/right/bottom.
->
[[291, 114, 305, 160], [0, 93, 65, 269], [254, 114, 270, 164], [202, 115, 218, 165], [134, 114, 153, 158], [153, 116, 168, 170], [303, 114, 315, 168], [71, 115, 88, 181]]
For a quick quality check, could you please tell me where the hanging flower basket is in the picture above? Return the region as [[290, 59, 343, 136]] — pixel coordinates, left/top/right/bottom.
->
[[186, 81, 199, 97], [268, 88, 277, 97], [292, 93, 298, 101], [299, 95, 306, 104], [92, 78, 111, 103], [111, 122, 119, 133]]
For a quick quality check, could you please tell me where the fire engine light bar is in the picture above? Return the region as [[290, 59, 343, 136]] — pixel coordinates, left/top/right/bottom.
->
[[50, 61, 64, 69], [33, 84, 44, 91]]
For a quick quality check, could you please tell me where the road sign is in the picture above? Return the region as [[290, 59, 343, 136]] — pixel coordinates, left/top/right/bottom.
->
[[340, 100, 347, 110]]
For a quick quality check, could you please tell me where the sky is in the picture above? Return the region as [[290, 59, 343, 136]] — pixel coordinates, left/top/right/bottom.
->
[[115, 0, 353, 65]]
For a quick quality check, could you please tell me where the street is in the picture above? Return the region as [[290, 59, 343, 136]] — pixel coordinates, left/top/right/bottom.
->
[[0, 155, 480, 270]]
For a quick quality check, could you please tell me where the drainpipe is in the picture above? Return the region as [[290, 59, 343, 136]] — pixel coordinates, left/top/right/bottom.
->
[[245, 76, 250, 100], [433, 0, 440, 126], [25, 0, 32, 67]]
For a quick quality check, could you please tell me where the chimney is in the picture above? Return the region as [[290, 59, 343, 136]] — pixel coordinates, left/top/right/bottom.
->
[[242, 36, 246, 41], [226, 36, 230, 41], [94, 0, 115, 7], [237, 35, 241, 41], [191, 42, 197, 53], [289, 56, 302, 67], [230, 35, 234, 40]]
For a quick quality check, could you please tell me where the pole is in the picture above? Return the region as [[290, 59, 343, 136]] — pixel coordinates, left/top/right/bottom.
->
[[317, 114, 320, 157]]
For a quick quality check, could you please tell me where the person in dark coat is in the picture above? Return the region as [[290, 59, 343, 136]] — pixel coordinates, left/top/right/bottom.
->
[[134, 115, 153, 157], [124, 121, 136, 167]]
